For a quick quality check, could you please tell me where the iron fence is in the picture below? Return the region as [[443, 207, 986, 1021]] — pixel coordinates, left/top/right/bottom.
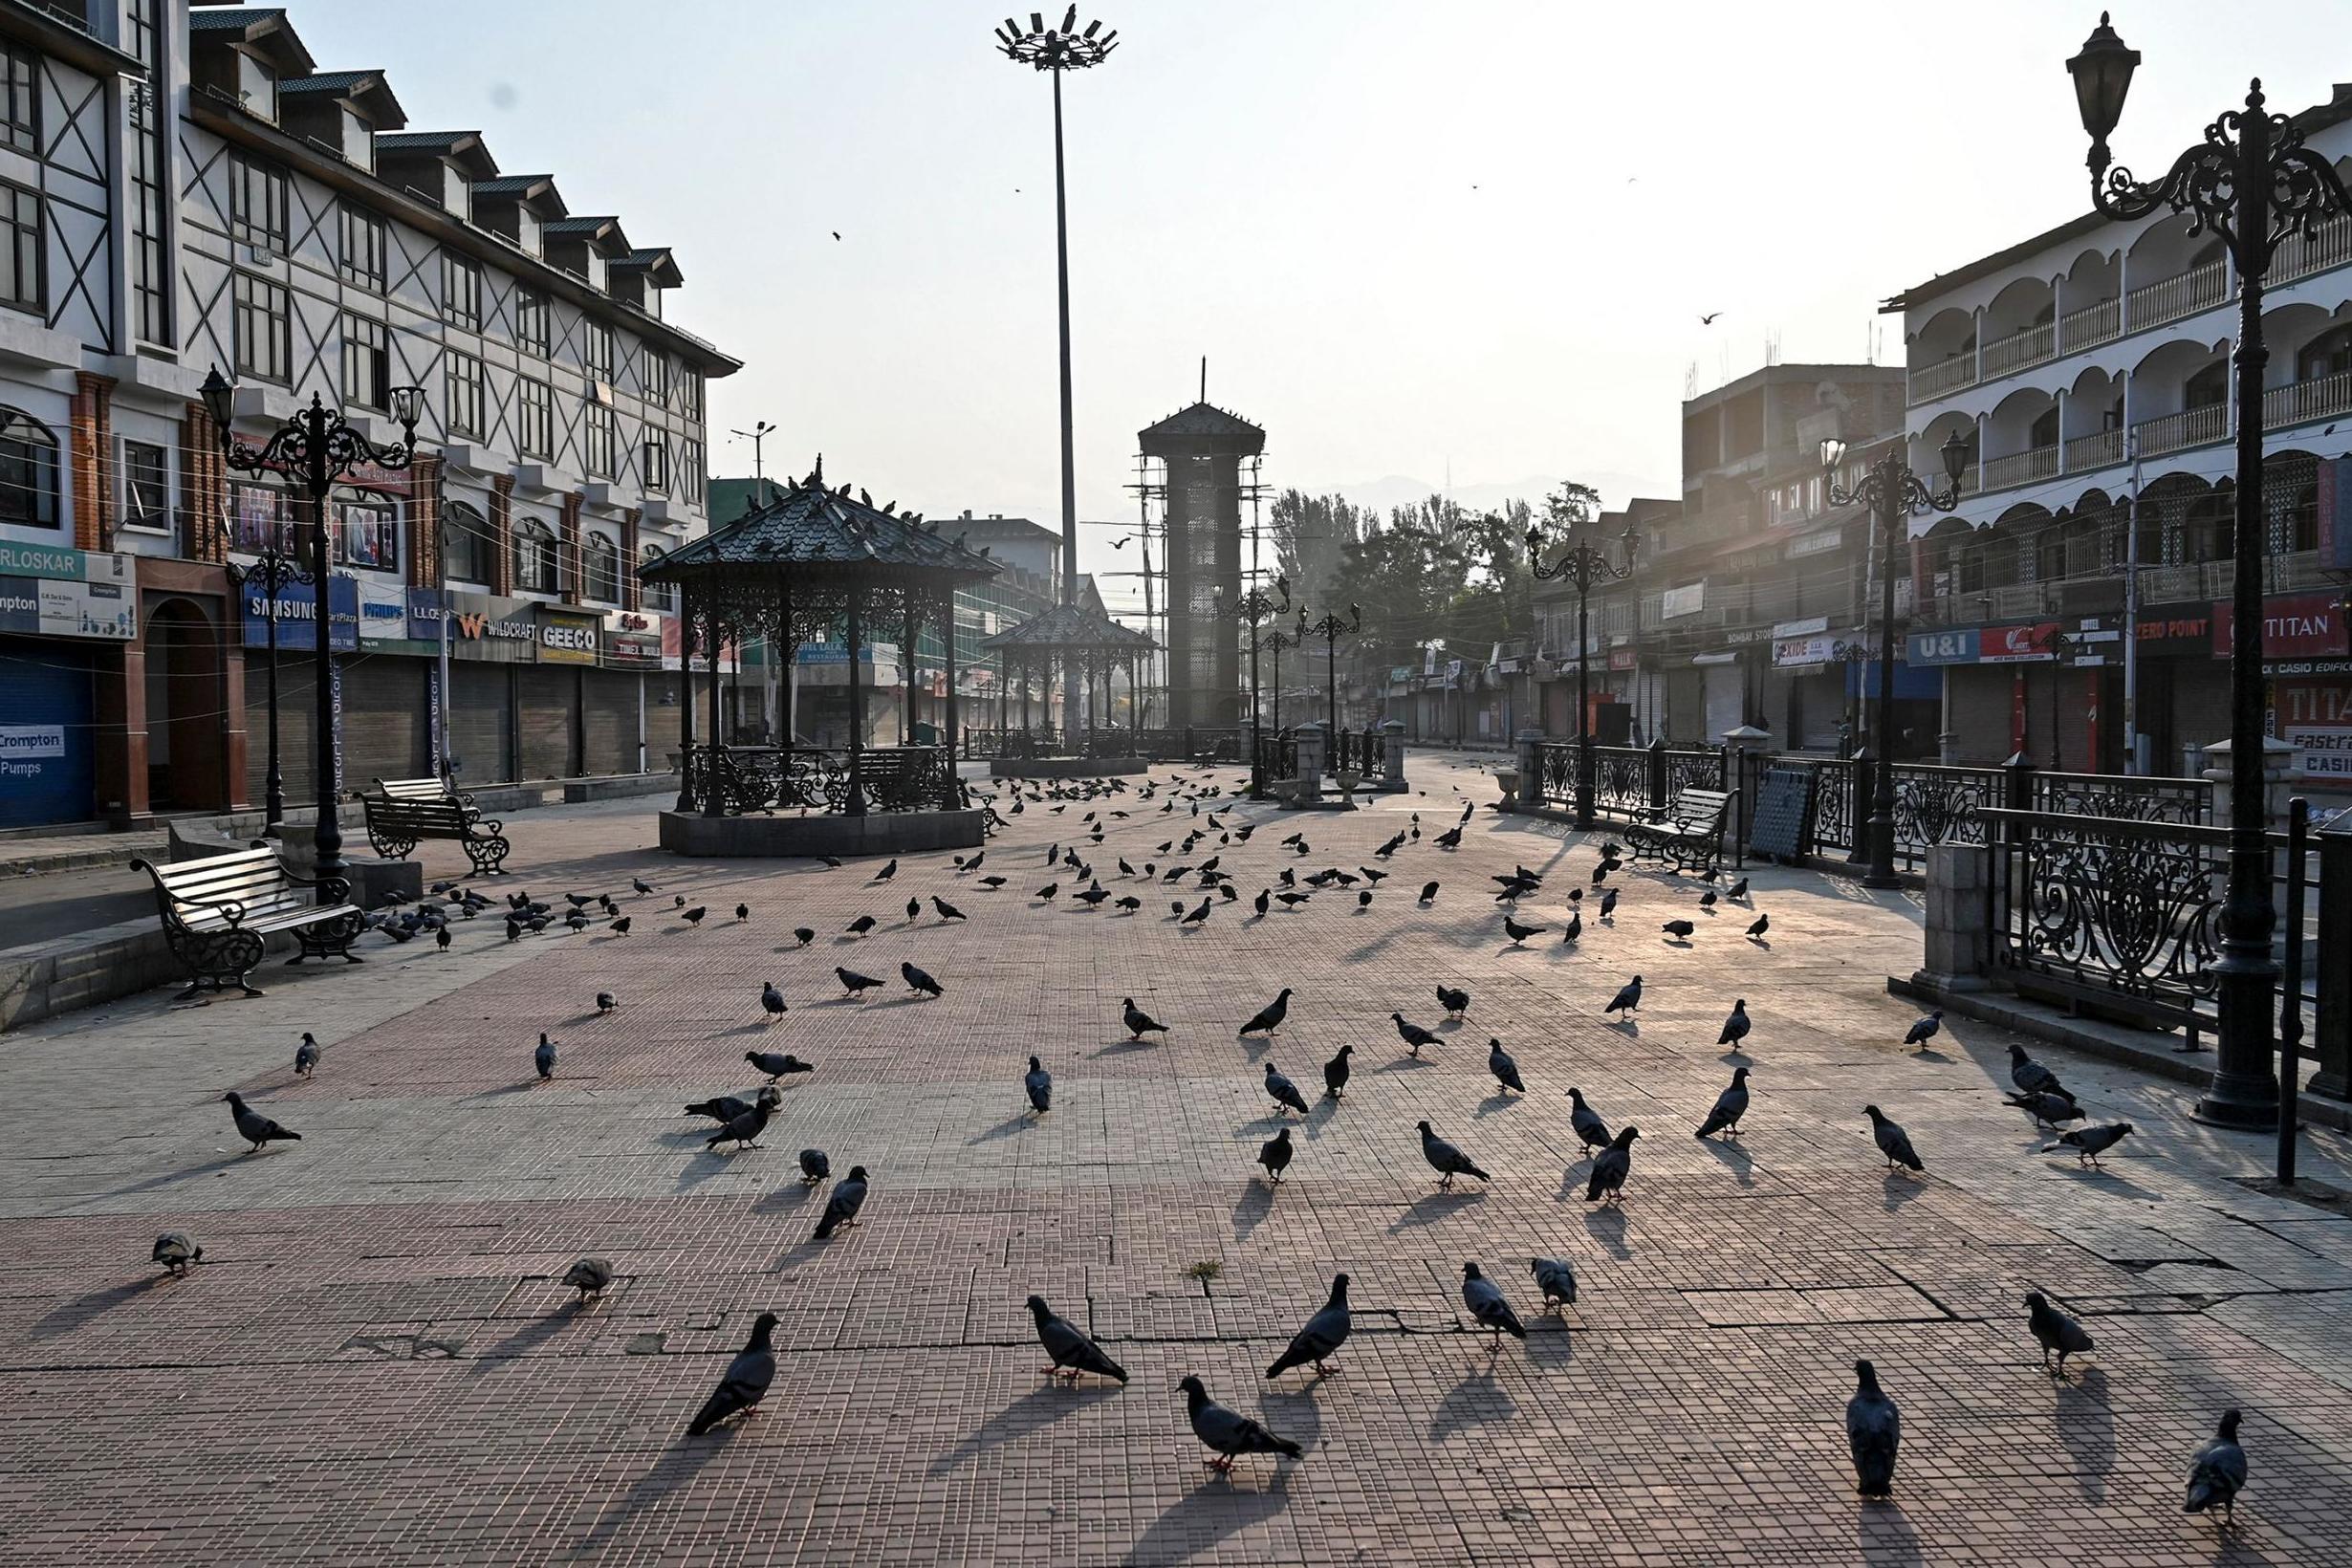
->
[[683, 745, 951, 816], [2030, 769, 2210, 824]]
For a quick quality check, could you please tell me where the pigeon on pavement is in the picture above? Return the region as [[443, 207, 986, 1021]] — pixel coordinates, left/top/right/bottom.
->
[[1393, 1013, 1442, 1057], [845, 914, 876, 936], [1530, 1255, 1578, 1311], [798, 1148, 831, 1184], [1693, 1068, 1751, 1140], [1264, 1062, 1310, 1118], [1028, 1295, 1128, 1383], [294, 1033, 320, 1078], [1864, 1105, 1925, 1172], [1257, 1126, 1294, 1184], [223, 1092, 300, 1152], [1746, 911, 1769, 940], [2026, 1290, 2095, 1377], [1264, 1274, 1350, 1379], [686, 1085, 781, 1122], [1846, 1360, 1901, 1497], [932, 896, 966, 922], [1460, 1262, 1526, 1343], [1418, 1121, 1491, 1189], [562, 1258, 614, 1301], [534, 1034, 556, 1080], [2185, 1409, 2248, 1524], [705, 1100, 771, 1151], [1024, 1056, 1053, 1114], [1586, 1127, 1639, 1203], [901, 961, 943, 998], [1904, 1012, 1943, 1050], [1436, 984, 1470, 1017], [1604, 974, 1643, 1016], [812, 1166, 868, 1241], [1662, 919, 1696, 941], [2047, 1122, 2134, 1167], [1322, 1044, 1352, 1099], [152, 1231, 202, 1275], [1179, 1376, 1302, 1472], [1502, 914, 1546, 945], [794, 927, 816, 947], [2005, 1089, 2085, 1130], [1717, 1000, 1751, 1049], [1238, 989, 1293, 1038], [1566, 1087, 1612, 1157], [760, 982, 788, 1021], [1122, 998, 1167, 1040], [745, 1049, 813, 1082], [597, 991, 618, 1013], [836, 967, 883, 998], [874, 859, 898, 882], [686, 1312, 779, 1435], [1419, 881, 1439, 903], [2009, 1043, 2063, 1097], [1487, 1037, 1525, 1095]]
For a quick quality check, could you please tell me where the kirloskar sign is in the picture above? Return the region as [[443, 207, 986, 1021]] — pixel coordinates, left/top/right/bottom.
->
[[0, 545, 137, 642], [2210, 591, 2349, 661]]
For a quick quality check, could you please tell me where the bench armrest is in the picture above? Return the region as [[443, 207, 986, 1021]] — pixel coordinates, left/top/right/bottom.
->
[[249, 841, 353, 904]]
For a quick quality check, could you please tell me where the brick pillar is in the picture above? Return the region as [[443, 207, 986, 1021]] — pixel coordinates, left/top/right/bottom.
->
[[558, 491, 583, 600], [621, 508, 642, 610], [406, 455, 443, 588], [69, 372, 116, 551], [488, 473, 515, 595], [181, 402, 227, 562]]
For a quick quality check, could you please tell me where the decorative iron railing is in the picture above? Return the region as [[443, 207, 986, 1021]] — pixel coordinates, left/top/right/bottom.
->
[[2030, 770, 2210, 825], [683, 745, 951, 816], [1258, 731, 1298, 782], [1886, 762, 2000, 864], [963, 728, 1065, 760]]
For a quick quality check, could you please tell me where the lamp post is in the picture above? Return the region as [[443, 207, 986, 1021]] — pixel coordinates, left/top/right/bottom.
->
[[202, 370, 425, 895], [1528, 524, 1637, 831], [2062, 13, 2352, 1124], [1216, 574, 1290, 799], [222, 535, 309, 833], [1259, 623, 1302, 732], [996, 8, 1117, 733], [1300, 603, 1361, 747], [1822, 431, 1969, 889]]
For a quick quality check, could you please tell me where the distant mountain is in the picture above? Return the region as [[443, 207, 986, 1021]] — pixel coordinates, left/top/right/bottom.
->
[[1291, 471, 1669, 515]]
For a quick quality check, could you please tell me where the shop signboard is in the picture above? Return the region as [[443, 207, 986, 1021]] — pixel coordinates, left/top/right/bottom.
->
[[1773, 632, 1844, 667], [0, 544, 137, 641], [356, 576, 408, 642], [2277, 676, 2352, 781], [1661, 583, 1706, 620], [439, 592, 540, 663], [536, 607, 602, 666], [1906, 622, 2058, 665], [2212, 590, 2349, 663], [1608, 647, 1638, 671], [237, 573, 359, 652]]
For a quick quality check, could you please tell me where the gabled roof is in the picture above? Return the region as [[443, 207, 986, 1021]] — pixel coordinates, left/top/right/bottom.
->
[[979, 599, 1155, 654], [280, 69, 406, 129], [610, 248, 684, 287], [545, 215, 632, 254], [642, 468, 1001, 587], [190, 6, 315, 75], [1139, 401, 1266, 448], [471, 173, 569, 217], [375, 128, 497, 181]]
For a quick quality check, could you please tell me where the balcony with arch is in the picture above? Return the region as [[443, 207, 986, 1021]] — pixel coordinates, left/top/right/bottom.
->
[[1909, 409, 1979, 495], [2058, 366, 2125, 474], [1980, 386, 2059, 493], [1979, 275, 2058, 379], [2126, 338, 2231, 459], [1906, 307, 1978, 402], [2260, 302, 2352, 433], [2123, 215, 2229, 336]]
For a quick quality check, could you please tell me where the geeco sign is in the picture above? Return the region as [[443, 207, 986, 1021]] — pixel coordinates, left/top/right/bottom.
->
[[538, 610, 601, 665]]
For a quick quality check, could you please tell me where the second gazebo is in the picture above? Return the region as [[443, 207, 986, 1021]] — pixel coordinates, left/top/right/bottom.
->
[[979, 600, 1157, 778]]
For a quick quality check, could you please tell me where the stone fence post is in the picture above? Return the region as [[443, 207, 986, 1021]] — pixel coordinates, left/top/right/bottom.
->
[[1382, 720, 1406, 793], [1912, 842, 1991, 994], [1294, 724, 1327, 807]]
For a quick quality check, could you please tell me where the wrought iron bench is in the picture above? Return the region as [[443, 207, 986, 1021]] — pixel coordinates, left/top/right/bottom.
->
[[1622, 786, 1737, 876], [128, 842, 364, 999], [355, 776, 511, 875]]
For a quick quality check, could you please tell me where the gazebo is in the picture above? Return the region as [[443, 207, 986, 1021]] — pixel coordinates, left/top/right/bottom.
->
[[641, 463, 1000, 855], [979, 601, 1157, 777]]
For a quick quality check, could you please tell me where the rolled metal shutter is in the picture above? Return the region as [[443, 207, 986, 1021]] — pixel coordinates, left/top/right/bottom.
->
[[340, 657, 428, 786], [517, 665, 575, 779], [581, 668, 638, 775], [450, 664, 512, 786], [247, 650, 318, 803]]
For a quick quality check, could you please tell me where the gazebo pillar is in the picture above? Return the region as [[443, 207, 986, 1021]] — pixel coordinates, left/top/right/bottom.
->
[[702, 604, 725, 819], [902, 602, 917, 746], [776, 584, 794, 798], [941, 588, 962, 808], [844, 594, 868, 816], [676, 583, 697, 813]]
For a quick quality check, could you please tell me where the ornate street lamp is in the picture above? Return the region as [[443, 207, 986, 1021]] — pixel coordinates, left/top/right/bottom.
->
[[1215, 573, 1290, 798], [2063, 12, 2350, 1125], [202, 370, 425, 895], [1258, 622, 1303, 733], [995, 9, 1117, 730], [1299, 602, 1361, 748], [1528, 523, 1637, 831], [1821, 430, 1970, 890], [222, 533, 309, 833]]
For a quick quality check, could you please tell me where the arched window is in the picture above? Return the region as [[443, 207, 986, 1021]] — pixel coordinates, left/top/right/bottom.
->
[[443, 500, 490, 583], [0, 407, 60, 530], [2184, 360, 2229, 410], [583, 534, 620, 603], [515, 517, 558, 594], [2298, 324, 2352, 383], [641, 543, 675, 611], [2029, 405, 2060, 450]]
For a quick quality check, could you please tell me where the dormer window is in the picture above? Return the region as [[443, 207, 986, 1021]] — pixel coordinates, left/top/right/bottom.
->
[[516, 207, 541, 257], [341, 108, 373, 170], [441, 162, 469, 221], [237, 50, 278, 122]]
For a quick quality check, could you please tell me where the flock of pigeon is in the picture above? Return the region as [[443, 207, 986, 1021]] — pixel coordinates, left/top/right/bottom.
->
[[167, 760, 2238, 1522]]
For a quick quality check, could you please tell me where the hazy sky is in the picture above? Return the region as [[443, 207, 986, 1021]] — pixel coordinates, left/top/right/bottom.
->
[[304, 0, 2345, 614]]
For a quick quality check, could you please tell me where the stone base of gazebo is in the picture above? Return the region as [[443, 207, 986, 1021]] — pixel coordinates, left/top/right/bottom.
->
[[988, 756, 1149, 780], [659, 808, 986, 859]]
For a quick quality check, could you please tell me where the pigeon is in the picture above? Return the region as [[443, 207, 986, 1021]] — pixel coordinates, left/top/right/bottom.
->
[[705, 1100, 770, 1151], [1846, 1360, 1901, 1497], [1460, 1262, 1526, 1343], [1263, 1062, 1312, 1119], [1357, 890, 1373, 908], [1745, 911, 1769, 940], [1257, 1126, 1294, 1184], [1585, 1127, 1640, 1203], [597, 991, 618, 1013], [2004, 1089, 2085, 1130], [1487, 1037, 1525, 1095], [1252, 888, 1270, 916], [1502, 914, 1547, 945], [436, 925, 451, 952], [1417, 1121, 1491, 1189], [798, 1148, 831, 1184], [152, 1231, 202, 1275], [686, 1086, 781, 1122], [874, 859, 898, 882], [686, 1312, 779, 1434], [736, 904, 751, 924], [1027, 1295, 1127, 1383], [1662, 919, 1696, 941], [632, 877, 655, 896], [1599, 886, 1619, 920], [1604, 974, 1643, 1016], [1023, 1056, 1053, 1114], [2185, 1409, 2247, 1524], [1697, 890, 1718, 912], [1561, 910, 1582, 944], [1392, 1013, 1442, 1057], [1727, 877, 1750, 900], [1693, 1068, 1751, 1140], [760, 982, 788, 1021], [794, 927, 816, 947], [1239, 989, 1293, 1038], [1122, 998, 1167, 1040], [1566, 1087, 1613, 1156], [1904, 1012, 1943, 1050], [2025, 1290, 2095, 1377], [1113, 895, 1140, 912], [1179, 1375, 1302, 1472], [1322, 1044, 1353, 1100], [294, 1033, 320, 1078], [1717, 1000, 1751, 1049], [1530, 1255, 1578, 1311], [1036, 883, 1060, 903], [1264, 1274, 1349, 1379], [1419, 881, 1439, 904], [2047, 1122, 2134, 1167], [609, 916, 632, 936], [1864, 1105, 1925, 1172], [812, 1165, 868, 1241], [682, 905, 707, 926], [905, 897, 921, 923], [836, 967, 882, 998], [562, 1257, 614, 1301], [1182, 898, 1211, 926], [745, 1049, 813, 1082], [2009, 1043, 2063, 1097]]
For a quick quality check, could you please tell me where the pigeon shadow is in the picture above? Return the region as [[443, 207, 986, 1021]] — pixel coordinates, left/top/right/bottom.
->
[[2054, 1366, 2116, 1503], [1525, 1318, 1577, 1368], [1090, 1037, 1159, 1058], [467, 1297, 589, 1374], [928, 1381, 1119, 1475], [1374, 1055, 1436, 1073], [1429, 1361, 1517, 1442], [967, 1114, 1034, 1147], [726, 1022, 776, 1035], [1661, 937, 1693, 948], [1472, 1092, 1521, 1119], [674, 1149, 754, 1189], [1883, 1172, 1928, 1212], [1231, 1181, 1274, 1242], [102, 1152, 260, 1198], [1581, 1207, 1633, 1260], [2053, 1165, 2166, 1204], [1703, 1138, 1756, 1188], [1236, 1113, 1296, 1137], [1303, 1098, 1341, 1136], [570, 1422, 736, 1557], [470, 1082, 541, 1100], [751, 1182, 819, 1214], [1855, 1500, 1925, 1568], [1122, 1470, 1292, 1567], [30, 1273, 173, 1339], [1747, 937, 1772, 950], [1909, 1047, 1952, 1064], [1610, 1019, 1641, 1037], [1257, 1384, 1325, 1458], [1388, 1189, 1487, 1233]]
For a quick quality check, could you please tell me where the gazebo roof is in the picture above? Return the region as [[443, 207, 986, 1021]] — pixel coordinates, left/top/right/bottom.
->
[[980, 600, 1156, 655], [642, 464, 1002, 591]]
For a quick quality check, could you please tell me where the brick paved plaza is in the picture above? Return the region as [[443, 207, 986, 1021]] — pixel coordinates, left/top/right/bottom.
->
[[4, 751, 2350, 1566]]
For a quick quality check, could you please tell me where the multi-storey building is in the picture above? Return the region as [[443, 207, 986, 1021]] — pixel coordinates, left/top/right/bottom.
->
[[0, 2, 736, 828], [1887, 85, 2352, 778]]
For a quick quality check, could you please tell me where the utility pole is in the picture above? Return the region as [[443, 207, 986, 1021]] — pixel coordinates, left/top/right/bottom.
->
[[2123, 428, 2145, 774]]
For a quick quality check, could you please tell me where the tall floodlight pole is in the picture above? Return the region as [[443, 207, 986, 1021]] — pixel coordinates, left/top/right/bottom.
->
[[2062, 12, 2352, 1125], [998, 9, 1118, 735]]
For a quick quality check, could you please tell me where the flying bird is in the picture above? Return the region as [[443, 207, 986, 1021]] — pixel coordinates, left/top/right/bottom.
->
[[1027, 1295, 1127, 1383], [1264, 1274, 1349, 1379], [686, 1312, 779, 1435], [1699, 311, 1721, 325], [1179, 1375, 1302, 1473], [1846, 1360, 1901, 1498], [2184, 1409, 2248, 1525], [1460, 1262, 1526, 1344]]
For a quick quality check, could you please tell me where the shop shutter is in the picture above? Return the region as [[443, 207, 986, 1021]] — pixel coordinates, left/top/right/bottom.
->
[[517, 665, 576, 779], [1666, 669, 1705, 744], [450, 664, 512, 786], [0, 640, 96, 827], [340, 657, 429, 787], [247, 649, 317, 803], [581, 668, 639, 775]]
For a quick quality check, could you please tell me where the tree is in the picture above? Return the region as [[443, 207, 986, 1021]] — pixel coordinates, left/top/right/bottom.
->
[[1269, 490, 1371, 608]]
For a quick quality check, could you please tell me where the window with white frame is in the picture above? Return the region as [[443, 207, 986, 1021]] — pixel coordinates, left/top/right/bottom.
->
[[120, 439, 169, 530], [335, 499, 397, 571], [517, 375, 553, 459], [0, 408, 59, 530], [583, 403, 616, 477], [442, 499, 491, 583], [583, 533, 620, 603], [515, 516, 559, 593]]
